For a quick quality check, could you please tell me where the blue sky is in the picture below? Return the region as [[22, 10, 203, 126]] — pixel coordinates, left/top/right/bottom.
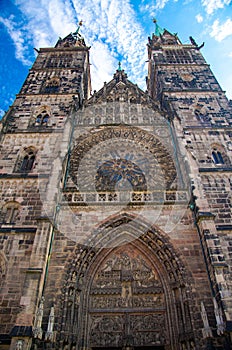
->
[[0, 0, 232, 118]]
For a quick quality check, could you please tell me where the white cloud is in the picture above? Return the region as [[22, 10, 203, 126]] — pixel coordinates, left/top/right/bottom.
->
[[139, 0, 170, 16], [7, 0, 148, 92], [229, 52, 232, 57], [90, 41, 116, 91], [210, 18, 232, 41], [0, 15, 32, 65], [196, 14, 203, 23], [202, 0, 231, 15], [154, 0, 170, 10], [0, 109, 5, 118]]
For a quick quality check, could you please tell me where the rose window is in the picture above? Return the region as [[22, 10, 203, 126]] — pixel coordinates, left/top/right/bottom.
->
[[96, 158, 147, 192]]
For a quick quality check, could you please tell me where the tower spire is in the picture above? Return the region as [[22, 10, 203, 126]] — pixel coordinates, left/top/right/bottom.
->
[[152, 18, 165, 37], [73, 20, 83, 38]]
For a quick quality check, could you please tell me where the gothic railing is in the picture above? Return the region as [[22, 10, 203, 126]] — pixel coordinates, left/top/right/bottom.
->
[[62, 190, 189, 205]]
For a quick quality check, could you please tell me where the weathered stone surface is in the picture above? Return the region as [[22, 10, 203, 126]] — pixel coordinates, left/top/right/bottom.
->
[[0, 27, 231, 350]]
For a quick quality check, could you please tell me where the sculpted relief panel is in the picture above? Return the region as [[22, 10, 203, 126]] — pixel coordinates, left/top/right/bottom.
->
[[89, 245, 167, 348]]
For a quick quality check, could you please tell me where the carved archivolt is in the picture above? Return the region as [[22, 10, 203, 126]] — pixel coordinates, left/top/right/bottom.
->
[[58, 214, 195, 349]]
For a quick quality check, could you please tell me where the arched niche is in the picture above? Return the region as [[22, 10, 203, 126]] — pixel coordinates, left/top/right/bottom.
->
[[58, 214, 196, 350]]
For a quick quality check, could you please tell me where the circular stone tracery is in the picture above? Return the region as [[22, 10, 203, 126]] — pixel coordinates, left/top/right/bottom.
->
[[69, 126, 177, 192], [96, 158, 147, 192]]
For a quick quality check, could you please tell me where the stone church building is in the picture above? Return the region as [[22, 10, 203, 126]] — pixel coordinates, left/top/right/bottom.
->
[[0, 21, 232, 350]]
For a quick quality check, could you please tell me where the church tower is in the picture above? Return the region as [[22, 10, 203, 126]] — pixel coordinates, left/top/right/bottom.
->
[[0, 21, 232, 350], [147, 18, 232, 344], [0, 25, 91, 350]]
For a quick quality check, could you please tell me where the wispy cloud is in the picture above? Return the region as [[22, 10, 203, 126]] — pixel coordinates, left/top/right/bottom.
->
[[71, 0, 148, 90], [0, 15, 32, 65], [0, 109, 5, 118], [139, 0, 170, 17], [196, 14, 204, 23], [154, 0, 170, 10], [2, 0, 148, 92], [202, 0, 231, 15], [210, 18, 232, 41]]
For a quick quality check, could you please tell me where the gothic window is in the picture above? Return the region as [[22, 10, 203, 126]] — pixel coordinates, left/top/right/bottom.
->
[[95, 116, 101, 125], [46, 55, 59, 68], [15, 147, 36, 173], [35, 110, 49, 126], [212, 151, 224, 165], [211, 144, 229, 166], [42, 78, 60, 94], [194, 107, 211, 124], [165, 49, 192, 64], [0, 253, 7, 284], [1, 202, 20, 224]]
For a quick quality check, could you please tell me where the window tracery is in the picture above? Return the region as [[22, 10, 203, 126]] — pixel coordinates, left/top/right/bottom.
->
[[35, 110, 49, 126], [0, 253, 7, 282], [1, 201, 20, 224], [194, 106, 211, 123], [15, 147, 36, 172], [96, 158, 147, 192], [212, 150, 224, 165], [211, 145, 228, 165]]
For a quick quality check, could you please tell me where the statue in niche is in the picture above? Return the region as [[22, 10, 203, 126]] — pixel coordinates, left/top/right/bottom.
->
[[15, 340, 24, 350]]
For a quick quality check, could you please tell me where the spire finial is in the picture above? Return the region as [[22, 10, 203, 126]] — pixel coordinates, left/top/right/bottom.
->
[[118, 61, 122, 71], [73, 20, 83, 37], [152, 18, 165, 37]]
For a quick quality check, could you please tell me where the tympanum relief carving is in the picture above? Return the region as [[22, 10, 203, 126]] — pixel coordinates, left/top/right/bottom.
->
[[89, 246, 166, 348]]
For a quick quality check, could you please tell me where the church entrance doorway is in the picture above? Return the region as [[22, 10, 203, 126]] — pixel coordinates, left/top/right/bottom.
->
[[86, 244, 169, 349], [60, 218, 195, 349]]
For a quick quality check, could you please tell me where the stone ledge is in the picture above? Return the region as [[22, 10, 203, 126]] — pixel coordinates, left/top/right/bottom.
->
[[199, 167, 232, 173], [212, 262, 228, 267], [0, 334, 11, 345], [0, 227, 37, 233], [196, 211, 215, 222], [26, 268, 43, 274], [9, 326, 32, 337], [216, 225, 232, 231], [0, 173, 49, 179]]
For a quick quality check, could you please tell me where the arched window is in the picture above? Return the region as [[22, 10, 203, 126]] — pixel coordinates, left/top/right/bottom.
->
[[194, 107, 211, 123], [15, 147, 36, 173], [212, 151, 224, 165], [21, 152, 35, 171], [0, 253, 7, 282], [1, 202, 20, 224], [35, 110, 49, 126]]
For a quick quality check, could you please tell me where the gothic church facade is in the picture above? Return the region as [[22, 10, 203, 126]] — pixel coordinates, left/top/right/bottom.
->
[[0, 22, 232, 350]]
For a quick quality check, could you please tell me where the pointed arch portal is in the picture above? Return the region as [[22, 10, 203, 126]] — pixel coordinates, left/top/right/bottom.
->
[[59, 214, 195, 350]]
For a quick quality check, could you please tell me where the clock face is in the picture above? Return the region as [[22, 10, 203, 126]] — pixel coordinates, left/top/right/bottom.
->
[[69, 126, 177, 194]]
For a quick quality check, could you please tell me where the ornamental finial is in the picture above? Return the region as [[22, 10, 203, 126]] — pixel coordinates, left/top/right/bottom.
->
[[73, 20, 83, 37], [152, 18, 165, 37]]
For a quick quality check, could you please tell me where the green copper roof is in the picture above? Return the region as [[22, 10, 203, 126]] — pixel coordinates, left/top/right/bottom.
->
[[153, 18, 165, 36]]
